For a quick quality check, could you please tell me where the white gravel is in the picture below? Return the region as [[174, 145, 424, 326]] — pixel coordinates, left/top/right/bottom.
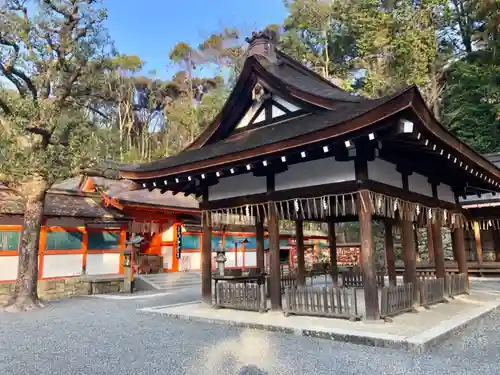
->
[[0, 284, 499, 375]]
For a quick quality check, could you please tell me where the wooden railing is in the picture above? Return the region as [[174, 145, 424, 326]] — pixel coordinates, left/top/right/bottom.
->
[[419, 277, 446, 306], [214, 281, 267, 312], [447, 273, 468, 297], [341, 270, 385, 288], [283, 286, 360, 320], [380, 283, 414, 318]]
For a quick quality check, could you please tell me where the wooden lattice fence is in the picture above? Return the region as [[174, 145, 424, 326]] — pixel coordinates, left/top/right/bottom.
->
[[447, 273, 468, 297], [380, 283, 414, 318], [341, 270, 385, 288], [283, 286, 360, 320], [419, 277, 446, 306], [214, 282, 267, 312]]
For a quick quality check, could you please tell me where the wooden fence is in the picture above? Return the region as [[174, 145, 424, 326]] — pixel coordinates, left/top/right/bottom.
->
[[280, 274, 296, 294], [341, 270, 385, 288], [214, 282, 267, 312], [283, 286, 360, 320], [447, 273, 468, 297], [380, 283, 414, 318], [419, 277, 446, 306]]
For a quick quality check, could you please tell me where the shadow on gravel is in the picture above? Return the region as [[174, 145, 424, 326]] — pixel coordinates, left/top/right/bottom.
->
[[238, 365, 269, 375]]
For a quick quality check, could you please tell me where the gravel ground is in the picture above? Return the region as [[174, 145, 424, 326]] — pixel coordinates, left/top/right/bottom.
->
[[1, 283, 500, 375]]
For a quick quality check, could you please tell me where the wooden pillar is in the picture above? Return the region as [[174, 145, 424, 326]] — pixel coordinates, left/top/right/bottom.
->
[[295, 219, 306, 286], [427, 224, 435, 261], [358, 191, 379, 320], [492, 227, 500, 262], [414, 225, 420, 263], [384, 220, 397, 286], [401, 219, 418, 303], [432, 218, 446, 279], [268, 202, 281, 310], [452, 226, 469, 288], [255, 215, 265, 273], [473, 221, 483, 265], [327, 218, 338, 286], [201, 210, 212, 305]]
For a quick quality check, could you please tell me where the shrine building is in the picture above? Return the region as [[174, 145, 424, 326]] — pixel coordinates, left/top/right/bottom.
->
[[119, 29, 500, 320]]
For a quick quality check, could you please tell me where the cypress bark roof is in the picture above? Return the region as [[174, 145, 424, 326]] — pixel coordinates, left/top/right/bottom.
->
[[0, 184, 122, 219]]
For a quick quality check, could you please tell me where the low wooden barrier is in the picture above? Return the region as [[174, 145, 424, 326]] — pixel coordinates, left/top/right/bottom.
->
[[283, 286, 360, 320], [214, 281, 267, 312], [380, 283, 414, 318], [341, 270, 385, 288], [419, 277, 446, 306], [447, 273, 468, 297]]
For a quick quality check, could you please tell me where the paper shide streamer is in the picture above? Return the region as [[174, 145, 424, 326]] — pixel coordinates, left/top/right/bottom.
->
[[202, 190, 466, 229]]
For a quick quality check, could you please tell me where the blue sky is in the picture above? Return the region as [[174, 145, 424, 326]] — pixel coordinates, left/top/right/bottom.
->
[[105, 0, 287, 80]]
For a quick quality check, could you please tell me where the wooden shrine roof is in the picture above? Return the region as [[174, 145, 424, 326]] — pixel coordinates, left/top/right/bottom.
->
[[83, 176, 200, 212], [118, 29, 500, 197], [119, 87, 406, 176], [0, 184, 122, 219]]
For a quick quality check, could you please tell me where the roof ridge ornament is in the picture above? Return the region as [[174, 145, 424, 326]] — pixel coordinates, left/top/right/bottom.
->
[[245, 28, 279, 63]]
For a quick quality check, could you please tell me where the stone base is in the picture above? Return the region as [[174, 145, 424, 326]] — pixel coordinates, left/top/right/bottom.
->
[[139, 291, 500, 352], [0, 276, 124, 304]]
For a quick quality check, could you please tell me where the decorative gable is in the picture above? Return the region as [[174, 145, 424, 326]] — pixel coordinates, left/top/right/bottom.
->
[[234, 90, 305, 131]]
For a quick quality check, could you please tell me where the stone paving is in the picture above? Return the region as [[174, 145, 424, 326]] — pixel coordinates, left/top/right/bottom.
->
[[1, 282, 500, 375]]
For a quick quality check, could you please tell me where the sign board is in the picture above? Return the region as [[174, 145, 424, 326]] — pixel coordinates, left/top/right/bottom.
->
[[176, 225, 183, 260]]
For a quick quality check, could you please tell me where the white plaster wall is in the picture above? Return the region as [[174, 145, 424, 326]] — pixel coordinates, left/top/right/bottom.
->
[[161, 221, 174, 241], [45, 218, 85, 227], [181, 253, 201, 271], [275, 157, 355, 191], [0, 256, 18, 281], [86, 253, 120, 275], [437, 184, 456, 203], [161, 245, 173, 269], [225, 252, 236, 267], [0, 216, 23, 225], [244, 251, 257, 267], [367, 159, 403, 188], [409, 173, 433, 197], [209, 174, 266, 201], [42, 254, 83, 278]]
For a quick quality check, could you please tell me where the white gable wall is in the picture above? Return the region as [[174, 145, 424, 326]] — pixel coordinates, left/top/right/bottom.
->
[[208, 174, 267, 201], [275, 157, 355, 191]]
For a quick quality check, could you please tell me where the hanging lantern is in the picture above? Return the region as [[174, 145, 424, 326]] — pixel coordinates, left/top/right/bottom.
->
[[294, 199, 300, 212]]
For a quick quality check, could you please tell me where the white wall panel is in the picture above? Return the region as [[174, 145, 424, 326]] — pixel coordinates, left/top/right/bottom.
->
[[244, 251, 257, 267], [275, 157, 355, 191], [86, 253, 120, 275], [0, 256, 18, 281], [367, 159, 403, 188], [409, 173, 433, 197], [42, 254, 83, 278], [209, 174, 266, 201], [437, 184, 456, 203]]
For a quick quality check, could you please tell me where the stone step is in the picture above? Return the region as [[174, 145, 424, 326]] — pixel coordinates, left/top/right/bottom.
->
[[134, 273, 201, 292]]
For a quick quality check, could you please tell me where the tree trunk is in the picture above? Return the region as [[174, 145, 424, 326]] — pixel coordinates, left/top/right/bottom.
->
[[3, 179, 48, 312]]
